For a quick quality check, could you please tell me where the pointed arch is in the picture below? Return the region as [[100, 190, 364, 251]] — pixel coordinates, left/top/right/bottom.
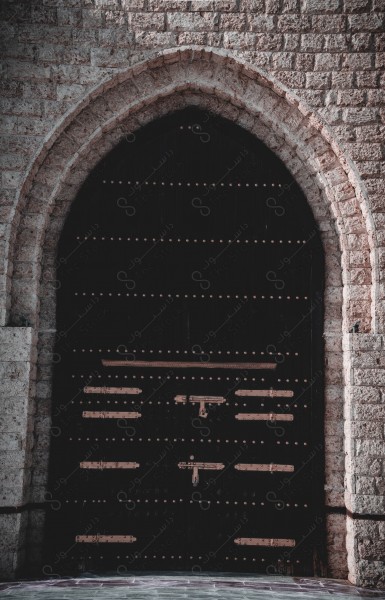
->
[[9, 47, 375, 334], [6, 46, 378, 582]]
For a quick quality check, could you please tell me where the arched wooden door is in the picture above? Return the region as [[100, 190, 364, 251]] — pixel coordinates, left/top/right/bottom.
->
[[46, 108, 325, 576]]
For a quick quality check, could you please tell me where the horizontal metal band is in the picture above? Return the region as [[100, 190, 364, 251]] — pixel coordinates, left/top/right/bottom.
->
[[235, 413, 293, 421], [235, 537, 295, 547], [82, 411, 141, 419], [83, 386, 142, 395], [235, 463, 294, 472], [76, 535, 136, 543], [80, 461, 140, 469], [175, 395, 226, 404], [102, 360, 276, 370], [178, 462, 225, 470], [235, 389, 294, 397]]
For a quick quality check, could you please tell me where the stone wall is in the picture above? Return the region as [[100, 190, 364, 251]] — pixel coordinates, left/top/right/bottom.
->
[[0, 0, 384, 588]]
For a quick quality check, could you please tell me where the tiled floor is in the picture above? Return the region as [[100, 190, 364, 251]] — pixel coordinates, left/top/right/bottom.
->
[[0, 575, 385, 600]]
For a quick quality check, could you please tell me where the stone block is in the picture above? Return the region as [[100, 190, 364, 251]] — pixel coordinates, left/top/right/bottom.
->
[[134, 31, 177, 48], [304, 0, 341, 12], [0, 433, 25, 453], [167, 12, 217, 31], [351, 33, 373, 52], [349, 493, 385, 514], [311, 15, 346, 32], [220, 13, 247, 31], [0, 361, 32, 388], [352, 351, 385, 368], [325, 34, 349, 52], [314, 53, 341, 71], [343, 52, 374, 70], [352, 457, 384, 477], [344, 0, 371, 10], [277, 15, 311, 32], [0, 468, 28, 506], [247, 14, 276, 32], [271, 51, 295, 69], [355, 476, 377, 495], [342, 107, 378, 124], [0, 327, 34, 362], [90, 48, 132, 68], [295, 52, 315, 70], [347, 143, 382, 161], [57, 7, 82, 27], [0, 450, 31, 470], [348, 13, 385, 32], [337, 90, 366, 107], [358, 540, 385, 561], [332, 71, 355, 89], [355, 439, 385, 457], [354, 369, 385, 387], [254, 33, 284, 51], [354, 559, 385, 588], [354, 405, 385, 421], [306, 72, 331, 89], [0, 412, 28, 433], [57, 84, 86, 103], [300, 33, 324, 51], [350, 334, 383, 352], [130, 11, 165, 30], [356, 71, 379, 88], [367, 90, 385, 106]]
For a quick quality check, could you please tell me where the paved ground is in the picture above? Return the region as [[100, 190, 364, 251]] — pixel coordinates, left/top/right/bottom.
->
[[0, 575, 385, 600]]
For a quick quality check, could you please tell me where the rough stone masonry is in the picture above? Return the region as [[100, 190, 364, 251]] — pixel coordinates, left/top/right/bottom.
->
[[0, 0, 384, 589]]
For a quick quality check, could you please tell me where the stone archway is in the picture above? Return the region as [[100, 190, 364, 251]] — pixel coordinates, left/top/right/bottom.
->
[[3, 47, 380, 584]]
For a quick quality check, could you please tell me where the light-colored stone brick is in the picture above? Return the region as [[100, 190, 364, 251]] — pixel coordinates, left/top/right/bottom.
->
[[304, 0, 341, 12]]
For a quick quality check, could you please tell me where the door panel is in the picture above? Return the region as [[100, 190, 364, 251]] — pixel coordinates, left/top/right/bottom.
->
[[46, 108, 325, 576]]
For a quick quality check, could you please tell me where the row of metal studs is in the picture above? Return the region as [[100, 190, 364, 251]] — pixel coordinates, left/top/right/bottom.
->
[[68, 437, 308, 445], [64, 499, 307, 507], [72, 349, 299, 356], [72, 374, 308, 383], [77, 236, 308, 244], [72, 375, 308, 383], [71, 555, 301, 563], [74, 292, 309, 300], [102, 180, 289, 188], [77, 401, 305, 408]]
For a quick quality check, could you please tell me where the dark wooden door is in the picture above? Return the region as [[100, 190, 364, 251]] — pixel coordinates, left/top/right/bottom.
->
[[46, 108, 325, 576]]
